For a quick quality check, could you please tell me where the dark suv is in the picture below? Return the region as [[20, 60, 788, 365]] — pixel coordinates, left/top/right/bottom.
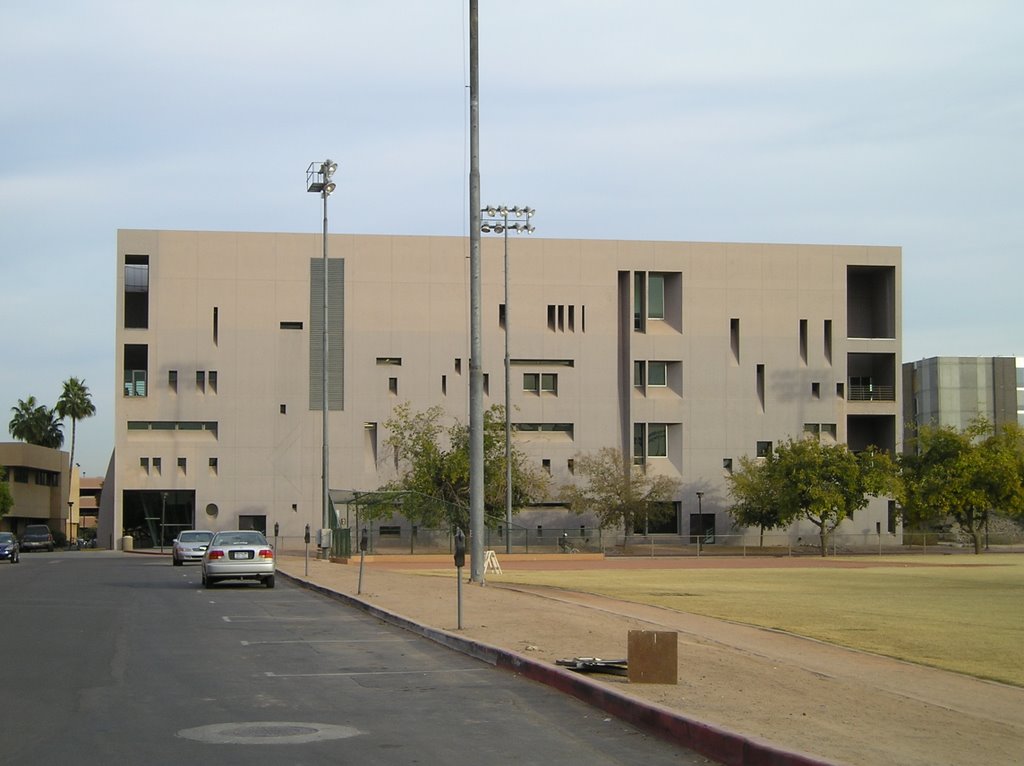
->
[[20, 525, 55, 552]]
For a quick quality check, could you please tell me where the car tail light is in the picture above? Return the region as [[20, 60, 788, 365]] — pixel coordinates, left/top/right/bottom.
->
[[258, 548, 274, 559], [207, 549, 225, 560]]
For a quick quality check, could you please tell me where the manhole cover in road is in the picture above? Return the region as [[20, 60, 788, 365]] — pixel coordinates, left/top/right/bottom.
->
[[177, 721, 361, 745]]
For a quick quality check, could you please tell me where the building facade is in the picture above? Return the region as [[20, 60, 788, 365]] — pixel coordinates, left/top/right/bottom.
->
[[902, 356, 1022, 445], [103, 230, 902, 550], [0, 442, 71, 537]]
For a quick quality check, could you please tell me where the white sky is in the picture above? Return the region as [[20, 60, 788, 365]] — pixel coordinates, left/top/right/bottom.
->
[[1, 1, 1021, 476]]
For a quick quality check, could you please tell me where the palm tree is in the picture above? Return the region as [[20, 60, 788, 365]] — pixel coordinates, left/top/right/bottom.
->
[[56, 377, 96, 495], [9, 396, 64, 448]]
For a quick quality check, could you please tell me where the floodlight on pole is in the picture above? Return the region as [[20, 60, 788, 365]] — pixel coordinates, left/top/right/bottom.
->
[[307, 159, 338, 536], [481, 204, 535, 554]]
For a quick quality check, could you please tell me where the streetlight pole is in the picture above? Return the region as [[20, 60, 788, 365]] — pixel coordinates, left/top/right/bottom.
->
[[695, 491, 704, 557], [307, 159, 338, 538], [481, 205, 535, 555]]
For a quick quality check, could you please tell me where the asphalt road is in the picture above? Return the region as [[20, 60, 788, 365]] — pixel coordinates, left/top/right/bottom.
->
[[2, 551, 709, 765]]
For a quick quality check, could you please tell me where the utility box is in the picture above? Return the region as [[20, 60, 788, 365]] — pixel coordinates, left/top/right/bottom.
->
[[627, 630, 678, 684], [316, 528, 332, 549], [121, 535, 133, 552]]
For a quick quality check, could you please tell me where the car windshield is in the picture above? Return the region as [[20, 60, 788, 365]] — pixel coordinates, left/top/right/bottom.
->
[[0, 533, 13, 543], [211, 531, 267, 546], [178, 531, 213, 543]]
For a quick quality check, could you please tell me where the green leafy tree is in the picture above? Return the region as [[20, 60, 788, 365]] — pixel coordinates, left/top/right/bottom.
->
[[730, 438, 897, 556], [8, 396, 64, 449], [379, 403, 548, 530], [726, 453, 786, 546], [900, 420, 1024, 554], [0, 467, 13, 520], [561, 447, 680, 542], [56, 377, 96, 497]]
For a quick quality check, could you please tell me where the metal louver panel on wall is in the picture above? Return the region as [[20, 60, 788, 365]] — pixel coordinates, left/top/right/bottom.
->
[[309, 257, 345, 411]]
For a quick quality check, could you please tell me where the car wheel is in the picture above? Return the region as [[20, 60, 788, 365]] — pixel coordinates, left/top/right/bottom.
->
[[264, 574, 275, 589], [172, 556, 183, 566], [203, 575, 215, 589]]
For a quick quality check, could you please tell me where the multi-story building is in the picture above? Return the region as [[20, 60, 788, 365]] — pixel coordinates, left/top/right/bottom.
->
[[0, 442, 70, 537], [101, 230, 902, 550], [902, 356, 1022, 445]]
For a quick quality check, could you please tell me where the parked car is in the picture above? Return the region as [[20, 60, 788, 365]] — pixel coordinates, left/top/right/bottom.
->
[[201, 530, 275, 588], [172, 530, 213, 565], [0, 532, 19, 563], [20, 525, 54, 552]]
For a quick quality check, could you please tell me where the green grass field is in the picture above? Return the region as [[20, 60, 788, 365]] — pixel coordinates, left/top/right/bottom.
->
[[488, 555, 1024, 686]]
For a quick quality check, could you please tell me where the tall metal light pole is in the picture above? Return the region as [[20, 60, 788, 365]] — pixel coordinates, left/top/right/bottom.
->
[[695, 491, 704, 557], [468, 0, 484, 583], [307, 159, 338, 535], [481, 205, 535, 554]]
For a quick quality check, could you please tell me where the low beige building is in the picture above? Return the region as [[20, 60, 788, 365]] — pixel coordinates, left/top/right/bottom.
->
[[0, 442, 71, 537], [102, 230, 902, 551]]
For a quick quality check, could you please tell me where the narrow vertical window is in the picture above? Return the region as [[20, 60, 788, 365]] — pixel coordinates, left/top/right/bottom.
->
[[196, 371, 206, 393], [542, 458, 551, 474], [811, 382, 821, 399], [177, 457, 187, 475], [388, 377, 398, 395], [168, 370, 177, 393], [364, 422, 378, 469], [209, 370, 217, 393], [731, 318, 740, 364], [824, 319, 833, 365], [208, 457, 218, 475], [213, 306, 219, 345], [568, 305, 575, 332], [498, 304, 506, 329], [547, 305, 556, 331], [441, 374, 447, 395], [799, 319, 808, 364], [483, 373, 489, 396], [648, 273, 665, 320], [633, 423, 646, 465], [756, 363, 765, 412], [557, 305, 565, 332], [633, 361, 645, 387], [634, 272, 646, 331]]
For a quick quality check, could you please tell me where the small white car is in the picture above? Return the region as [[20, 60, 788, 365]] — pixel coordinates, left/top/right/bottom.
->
[[201, 530, 275, 588], [172, 530, 214, 565]]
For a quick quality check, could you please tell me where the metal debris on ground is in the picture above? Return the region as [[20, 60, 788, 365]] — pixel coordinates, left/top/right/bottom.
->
[[555, 657, 628, 676]]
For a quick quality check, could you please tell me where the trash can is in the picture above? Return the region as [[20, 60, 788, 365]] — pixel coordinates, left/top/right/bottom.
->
[[121, 535, 133, 552]]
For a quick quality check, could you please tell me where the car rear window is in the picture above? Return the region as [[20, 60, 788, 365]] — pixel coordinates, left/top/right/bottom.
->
[[0, 533, 13, 543], [212, 532, 267, 546], [179, 532, 213, 543]]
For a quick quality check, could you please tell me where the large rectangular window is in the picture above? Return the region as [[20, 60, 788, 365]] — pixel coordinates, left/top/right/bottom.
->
[[124, 255, 149, 329], [647, 423, 668, 457], [648, 361, 668, 387], [123, 344, 148, 397]]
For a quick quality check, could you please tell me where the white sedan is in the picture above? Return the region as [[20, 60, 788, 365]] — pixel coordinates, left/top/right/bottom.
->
[[172, 530, 213, 565], [201, 530, 276, 588]]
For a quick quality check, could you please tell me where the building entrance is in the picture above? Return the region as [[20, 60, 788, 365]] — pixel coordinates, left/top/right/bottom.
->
[[122, 490, 196, 549]]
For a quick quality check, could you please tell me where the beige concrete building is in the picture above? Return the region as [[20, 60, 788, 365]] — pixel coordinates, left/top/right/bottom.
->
[[0, 442, 71, 537], [102, 229, 902, 550]]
